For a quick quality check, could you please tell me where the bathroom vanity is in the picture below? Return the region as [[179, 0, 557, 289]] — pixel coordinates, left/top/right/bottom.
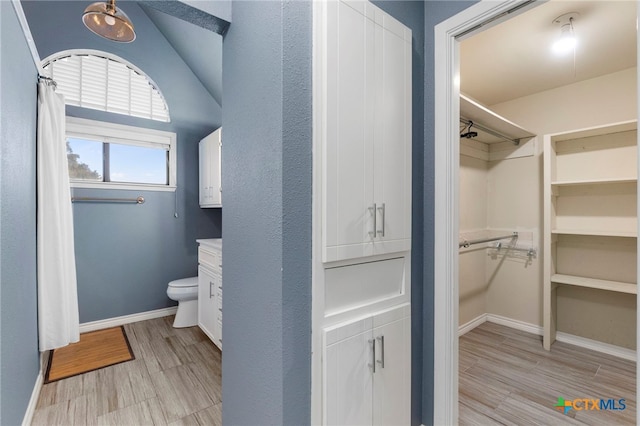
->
[[197, 238, 222, 350]]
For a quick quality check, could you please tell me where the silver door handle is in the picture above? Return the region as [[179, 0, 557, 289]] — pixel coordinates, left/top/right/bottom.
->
[[377, 203, 385, 237], [376, 335, 385, 368], [368, 204, 377, 237], [368, 338, 376, 373], [209, 281, 214, 298]]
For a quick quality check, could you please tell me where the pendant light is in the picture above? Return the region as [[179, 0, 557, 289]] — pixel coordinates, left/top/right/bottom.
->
[[82, 0, 136, 43]]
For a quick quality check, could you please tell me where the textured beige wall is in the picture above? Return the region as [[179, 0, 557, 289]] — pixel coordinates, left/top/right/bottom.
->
[[459, 154, 489, 325], [485, 155, 542, 326], [489, 67, 637, 348]]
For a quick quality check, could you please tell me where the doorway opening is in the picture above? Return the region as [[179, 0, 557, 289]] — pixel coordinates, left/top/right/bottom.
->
[[434, 1, 639, 423]]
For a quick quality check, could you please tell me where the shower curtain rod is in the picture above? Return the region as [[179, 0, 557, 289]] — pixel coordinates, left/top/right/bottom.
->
[[38, 75, 57, 89], [459, 232, 518, 249], [460, 117, 520, 145]]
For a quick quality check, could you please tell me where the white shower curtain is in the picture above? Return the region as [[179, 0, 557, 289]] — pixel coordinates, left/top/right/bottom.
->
[[37, 82, 80, 351]]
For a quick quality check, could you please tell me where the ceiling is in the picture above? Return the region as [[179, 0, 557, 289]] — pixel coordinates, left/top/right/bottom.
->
[[460, 0, 637, 107], [139, 3, 223, 106]]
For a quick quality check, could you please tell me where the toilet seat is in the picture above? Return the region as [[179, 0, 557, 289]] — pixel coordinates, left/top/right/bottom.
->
[[168, 276, 198, 288]]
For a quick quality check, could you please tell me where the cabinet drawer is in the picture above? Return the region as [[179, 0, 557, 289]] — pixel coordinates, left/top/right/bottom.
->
[[199, 246, 221, 270]]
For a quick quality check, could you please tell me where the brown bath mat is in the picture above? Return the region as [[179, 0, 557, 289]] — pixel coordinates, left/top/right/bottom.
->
[[44, 326, 135, 383]]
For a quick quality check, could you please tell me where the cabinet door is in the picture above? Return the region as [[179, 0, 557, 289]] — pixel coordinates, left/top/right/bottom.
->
[[214, 277, 223, 350], [199, 129, 222, 208], [372, 315, 410, 426], [373, 17, 412, 256], [199, 139, 211, 206], [209, 129, 222, 206], [324, 326, 374, 425], [198, 266, 218, 343], [323, 0, 376, 263]]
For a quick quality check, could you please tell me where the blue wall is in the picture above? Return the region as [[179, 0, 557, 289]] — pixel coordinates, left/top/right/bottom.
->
[[221, 0, 312, 423], [422, 2, 477, 424], [0, 3, 40, 425], [21, 1, 223, 322]]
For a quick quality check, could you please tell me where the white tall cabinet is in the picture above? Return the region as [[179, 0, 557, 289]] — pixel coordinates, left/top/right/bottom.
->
[[199, 128, 222, 208], [321, 0, 412, 264], [314, 1, 412, 424]]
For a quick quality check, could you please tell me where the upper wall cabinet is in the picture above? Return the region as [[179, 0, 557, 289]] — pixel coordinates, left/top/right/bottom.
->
[[200, 128, 222, 208], [319, 0, 412, 263]]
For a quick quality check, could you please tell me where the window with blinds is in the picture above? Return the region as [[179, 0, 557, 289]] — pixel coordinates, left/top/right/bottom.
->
[[42, 50, 170, 122]]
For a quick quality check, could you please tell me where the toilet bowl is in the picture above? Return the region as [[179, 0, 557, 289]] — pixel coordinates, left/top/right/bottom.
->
[[167, 276, 198, 328]]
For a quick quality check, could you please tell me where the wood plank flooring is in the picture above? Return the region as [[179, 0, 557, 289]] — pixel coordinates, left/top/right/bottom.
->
[[459, 322, 636, 425], [32, 316, 222, 426]]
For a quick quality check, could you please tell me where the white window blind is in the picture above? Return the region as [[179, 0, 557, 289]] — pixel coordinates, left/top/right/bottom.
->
[[42, 50, 170, 122]]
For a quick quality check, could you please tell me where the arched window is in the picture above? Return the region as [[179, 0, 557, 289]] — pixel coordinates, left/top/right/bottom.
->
[[41, 49, 170, 122]]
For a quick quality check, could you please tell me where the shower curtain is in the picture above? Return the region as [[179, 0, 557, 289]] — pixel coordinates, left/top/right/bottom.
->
[[37, 81, 80, 351]]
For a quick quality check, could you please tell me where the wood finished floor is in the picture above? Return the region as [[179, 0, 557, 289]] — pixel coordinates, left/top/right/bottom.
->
[[459, 322, 636, 425], [32, 316, 222, 426]]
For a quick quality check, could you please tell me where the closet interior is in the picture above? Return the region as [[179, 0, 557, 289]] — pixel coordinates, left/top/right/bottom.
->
[[458, 0, 637, 356], [458, 95, 539, 332]]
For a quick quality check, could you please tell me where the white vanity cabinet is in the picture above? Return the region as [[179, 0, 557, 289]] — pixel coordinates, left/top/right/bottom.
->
[[197, 239, 222, 350], [199, 128, 222, 208]]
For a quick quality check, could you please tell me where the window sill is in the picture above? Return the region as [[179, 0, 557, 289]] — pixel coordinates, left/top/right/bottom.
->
[[70, 181, 177, 192]]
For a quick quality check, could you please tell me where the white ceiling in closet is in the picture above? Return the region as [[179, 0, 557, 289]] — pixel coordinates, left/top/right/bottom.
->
[[460, 0, 637, 107]]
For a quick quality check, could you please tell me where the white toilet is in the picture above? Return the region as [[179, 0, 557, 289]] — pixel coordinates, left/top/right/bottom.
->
[[166, 277, 198, 328]]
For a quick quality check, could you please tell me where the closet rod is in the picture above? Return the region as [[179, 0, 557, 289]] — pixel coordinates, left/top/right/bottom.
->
[[493, 242, 536, 257], [460, 117, 520, 145], [459, 232, 517, 249]]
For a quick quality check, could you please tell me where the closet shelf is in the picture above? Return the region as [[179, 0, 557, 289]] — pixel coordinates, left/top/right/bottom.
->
[[551, 274, 637, 294], [460, 94, 535, 144], [551, 229, 637, 238], [551, 177, 637, 187]]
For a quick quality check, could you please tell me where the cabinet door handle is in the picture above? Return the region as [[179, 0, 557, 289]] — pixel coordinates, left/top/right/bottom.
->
[[209, 281, 214, 298], [368, 204, 377, 238], [377, 203, 385, 237], [376, 335, 385, 368], [368, 338, 376, 373]]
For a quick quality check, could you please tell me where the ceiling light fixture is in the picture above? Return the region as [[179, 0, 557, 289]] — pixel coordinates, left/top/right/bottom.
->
[[552, 13, 579, 55], [82, 0, 136, 43]]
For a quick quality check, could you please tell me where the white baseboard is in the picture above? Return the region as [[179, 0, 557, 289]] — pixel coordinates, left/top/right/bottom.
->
[[22, 354, 45, 426], [555, 331, 636, 362], [79, 306, 177, 333], [486, 313, 543, 336], [458, 313, 636, 362], [458, 313, 487, 336]]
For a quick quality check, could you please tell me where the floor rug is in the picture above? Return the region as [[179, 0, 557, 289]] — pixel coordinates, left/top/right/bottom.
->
[[44, 326, 135, 383]]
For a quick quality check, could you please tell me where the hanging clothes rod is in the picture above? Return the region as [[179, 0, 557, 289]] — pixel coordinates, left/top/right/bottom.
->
[[493, 242, 537, 258], [460, 117, 520, 146], [71, 196, 145, 204], [459, 232, 517, 249]]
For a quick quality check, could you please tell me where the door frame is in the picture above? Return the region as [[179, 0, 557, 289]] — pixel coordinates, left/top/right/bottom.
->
[[433, 1, 544, 424]]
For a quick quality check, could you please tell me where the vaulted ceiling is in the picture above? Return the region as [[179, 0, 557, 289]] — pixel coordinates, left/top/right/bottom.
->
[[21, 0, 222, 108]]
